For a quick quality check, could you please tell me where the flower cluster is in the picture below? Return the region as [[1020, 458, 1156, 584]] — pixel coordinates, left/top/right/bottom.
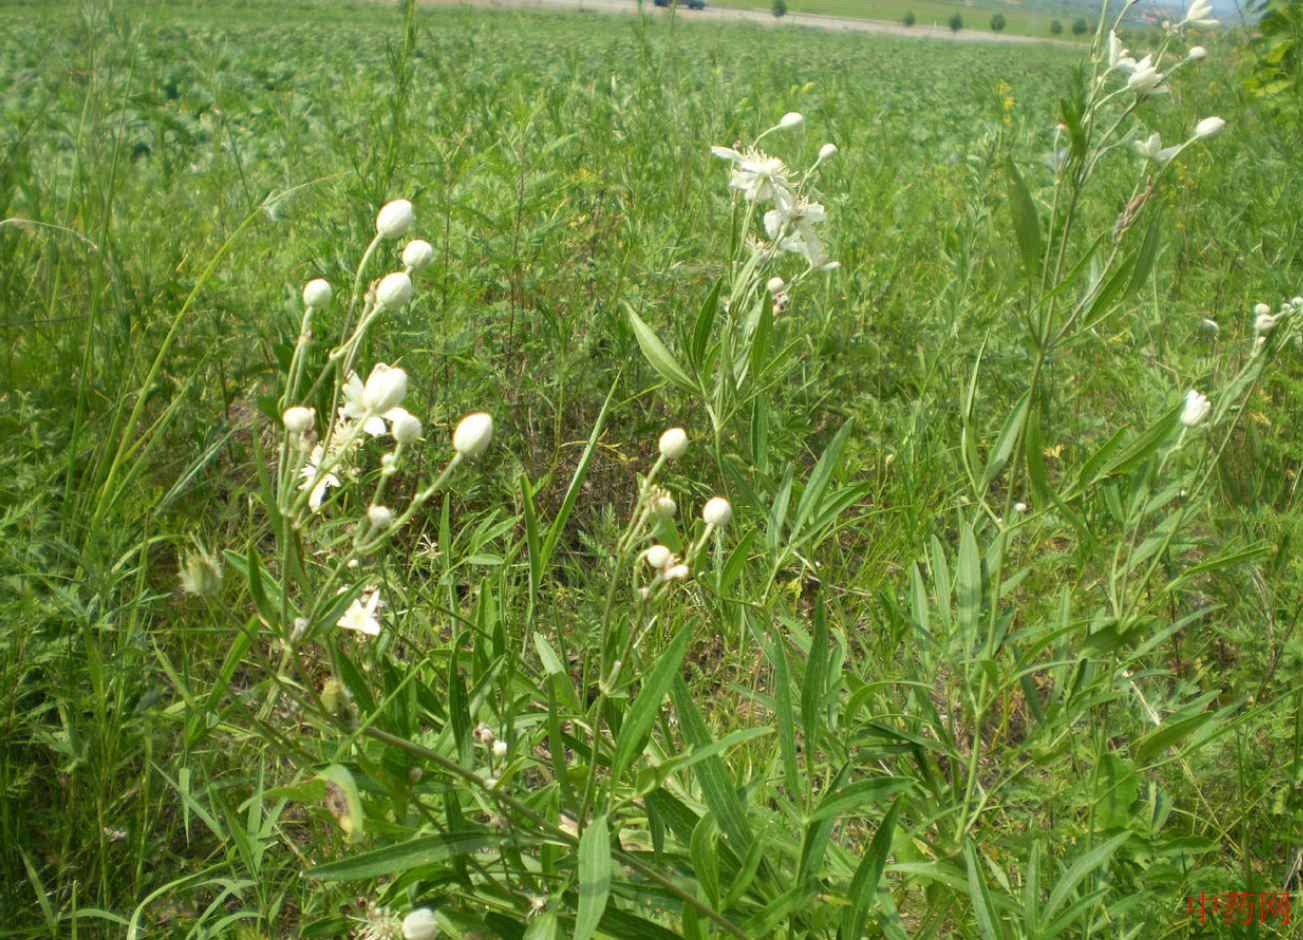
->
[[266, 199, 498, 645], [621, 427, 732, 606], [711, 111, 839, 273]]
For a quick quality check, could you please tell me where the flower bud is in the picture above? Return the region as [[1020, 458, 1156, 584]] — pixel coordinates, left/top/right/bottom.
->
[[474, 722, 496, 744], [403, 239, 435, 272], [1181, 389, 1211, 428], [819, 142, 839, 160], [702, 496, 733, 526], [283, 406, 315, 434], [402, 908, 439, 940], [779, 111, 804, 130], [362, 363, 408, 414], [1256, 313, 1279, 334], [376, 199, 414, 239], [665, 564, 691, 581], [645, 544, 673, 569], [407, 766, 424, 784], [659, 427, 688, 460], [654, 495, 677, 517], [453, 413, 494, 457], [1193, 116, 1225, 141], [1200, 317, 1219, 335], [376, 271, 414, 310], [1187, 45, 1207, 60], [393, 412, 423, 444], [492, 739, 508, 759], [303, 278, 333, 309], [368, 505, 394, 530], [766, 276, 786, 294], [1254, 302, 1272, 317]]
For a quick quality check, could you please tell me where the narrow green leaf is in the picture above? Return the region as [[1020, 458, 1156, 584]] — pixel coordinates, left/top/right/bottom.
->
[[691, 279, 723, 369], [303, 830, 513, 881], [1043, 831, 1130, 922], [793, 420, 854, 538], [801, 597, 829, 794], [982, 392, 1031, 491], [1025, 406, 1049, 508], [957, 522, 982, 652], [610, 622, 692, 784], [1125, 209, 1162, 299], [1005, 156, 1042, 281], [625, 305, 698, 394], [839, 799, 900, 940], [541, 382, 617, 570], [690, 815, 721, 907], [575, 814, 612, 940], [964, 841, 1002, 940]]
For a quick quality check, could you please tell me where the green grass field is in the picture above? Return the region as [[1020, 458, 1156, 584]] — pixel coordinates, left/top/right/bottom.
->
[[2, 0, 1301, 937]]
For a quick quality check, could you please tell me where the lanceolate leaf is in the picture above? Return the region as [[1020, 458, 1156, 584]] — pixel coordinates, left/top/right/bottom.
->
[[1005, 156, 1042, 281], [575, 814, 612, 940], [625, 304, 698, 394]]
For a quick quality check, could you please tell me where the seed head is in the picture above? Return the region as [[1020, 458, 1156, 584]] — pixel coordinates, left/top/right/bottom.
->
[[303, 278, 333, 309], [702, 496, 733, 526], [403, 239, 435, 272], [659, 427, 688, 460], [393, 412, 423, 444], [376, 199, 414, 239], [453, 413, 494, 458], [283, 406, 315, 434], [376, 271, 414, 310]]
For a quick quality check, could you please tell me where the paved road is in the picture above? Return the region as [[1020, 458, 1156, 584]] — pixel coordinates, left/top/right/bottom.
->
[[405, 0, 1078, 46]]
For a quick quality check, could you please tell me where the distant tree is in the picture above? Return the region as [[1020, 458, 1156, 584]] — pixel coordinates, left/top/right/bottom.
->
[[1050, 18, 1063, 34], [772, 0, 787, 16], [903, 9, 915, 25], [990, 12, 1006, 31], [1072, 17, 1089, 35], [949, 11, 963, 31]]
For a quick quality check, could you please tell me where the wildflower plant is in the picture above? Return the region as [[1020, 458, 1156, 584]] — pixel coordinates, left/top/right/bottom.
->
[[627, 111, 840, 482]]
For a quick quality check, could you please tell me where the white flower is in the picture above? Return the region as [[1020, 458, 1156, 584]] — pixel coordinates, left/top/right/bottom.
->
[[710, 147, 796, 213], [337, 590, 382, 636], [779, 111, 804, 130], [1181, 389, 1211, 428], [1193, 116, 1225, 141], [403, 239, 435, 272], [283, 406, 315, 434], [818, 142, 838, 161], [303, 279, 333, 309], [392, 412, 423, 444], [179, 543, 223, 597], [1134, 132, 1180, 163], [362, 364, 409, 415], [1187, 45, 1207, 60], [376, 271, 414, 310], [491, 739, 508, 759], [368, 505, 394, 530], [401, 908, 439, 940], [659, 427, 688, 460], [355, 903, 403, 940], [764, 198, 829, 268], [702, 496, 733, 526], [376, 199, 414, 239], [453, 412, 494, 457], [1127, 56, 1168, 96], [299, 445, 342, 511], [644, 544, 673, 569], [1182, 0, 1217, 27], [766, 276, 786, 294], [1107, 31, 1135, 73]]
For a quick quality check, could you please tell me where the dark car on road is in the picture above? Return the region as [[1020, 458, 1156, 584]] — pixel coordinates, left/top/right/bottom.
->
[[653, 0, 707, 9]]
